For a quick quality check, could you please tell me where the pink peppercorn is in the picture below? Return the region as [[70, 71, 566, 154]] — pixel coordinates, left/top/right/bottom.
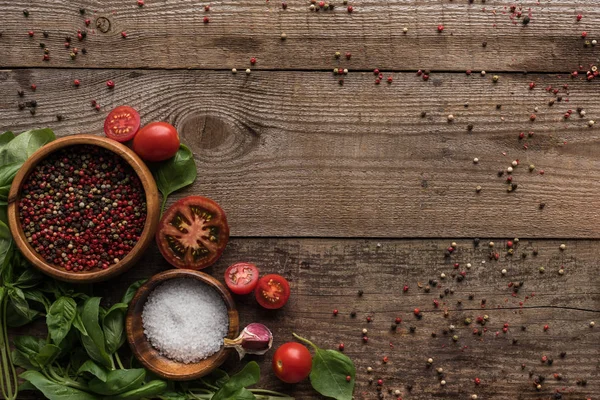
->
[[507, 240, 513, 247], [403, 285, 409, 292], [203, 16, 209, 23], [85, 18, 91, 26], [577, 14, 582, 21], [121, 31, 127, 38], [205, 5, 210, 11], [530, 114, 536, 121], [395, 317, 401, 324], [422, 74, 429, 81], [437, 24, 444, 32], [43, 54, 50, 61], [529, 82, 536, 89], [374, 68, 380, 75], [31, 84, 37, 91], [347, 6, 353, 13], [375, 79, 381, 84], [519, 132, 525, 139], [339, 343, 344, 351], [106, 80, 115, 88], [416, 69, 423, 76], [250, 57, 257, 64], [582, 31, 587, 38], [413, 308, 420, 315], [281, 2, 287, 9], [367, 316, 372, 322], [474, 377, 481, 385], [28, 30, 34, 37], [362, 336, 368, 343], [345, 52, 352, 59], [65, 42, 70, 48], [544, 324, 549, 331], [382, 356, 389, 363], [466, 69, 472, 75], [377, 379, 383, 386], [318, 1, 325, 7], [333, 309, 338, 316], [95, 104, 101, 111], [346, 375, 351, 382], [387, 76, 393, 83], [77, 32, 83, 40], [74, 79, 80, 86], [138, 0, 145, 6]]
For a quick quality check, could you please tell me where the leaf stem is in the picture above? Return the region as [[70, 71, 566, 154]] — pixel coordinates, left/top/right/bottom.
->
[[0, 294, 17, 400], [114, 351, 125, 369], [250, 388, 295, 397], [291, 333, 319, 352], [160, 195, 167, 215]]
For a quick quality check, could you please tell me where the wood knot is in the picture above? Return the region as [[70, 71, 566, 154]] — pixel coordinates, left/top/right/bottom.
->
[[177, 113, 260, 162], [95, 17, 111, 33]]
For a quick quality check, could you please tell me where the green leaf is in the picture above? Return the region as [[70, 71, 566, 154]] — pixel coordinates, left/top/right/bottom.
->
[[0, 128, 55, 165], [80, 297, 112, 368], [14, 335, 44, 357], [108, 380, 168, 400], [0, 131, 15, 147], [158, 391, 188, 400], [20, 370, 100, 400], [47, 296, 77, 345], [121, 279, 146, 304], [8, 287, 35, 320], [294, 334, 355, 400], [77, 360, 109, 382], [88, 368, 146, 396], [212, 362, 260, 400], [23, 289, 50, 312], [14, 267, 43, 289], [102, 302, 128, 354], [12, 348, 39, 370], [33, 344, 61, 367], [150, 144, 197, 213], [73, 311, 89, 336]]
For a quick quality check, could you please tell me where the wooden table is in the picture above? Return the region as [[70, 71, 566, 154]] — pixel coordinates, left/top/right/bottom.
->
[[1, 1, 599, 399]]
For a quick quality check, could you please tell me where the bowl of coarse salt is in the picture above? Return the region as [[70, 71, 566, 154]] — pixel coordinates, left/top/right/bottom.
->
[[126, 269, 239, 380]]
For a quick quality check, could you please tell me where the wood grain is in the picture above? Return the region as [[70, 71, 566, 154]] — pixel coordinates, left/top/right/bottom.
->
[[0, 0, 599, 72], [11, 238, 600, 399], [2, 68, 600, 238]]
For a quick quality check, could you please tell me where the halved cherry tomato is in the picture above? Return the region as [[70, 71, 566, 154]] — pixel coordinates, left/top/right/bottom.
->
[[272, 342, 312, 383], [225, 262, 259, 295], [103, 105, 140, 142], [156, 196, 229, 270], [132, 121, 180, 162], [255, 274, 290, 309]]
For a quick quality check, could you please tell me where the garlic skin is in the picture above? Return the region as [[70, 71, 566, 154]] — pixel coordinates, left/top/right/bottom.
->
[[223, 323, 273, 359]]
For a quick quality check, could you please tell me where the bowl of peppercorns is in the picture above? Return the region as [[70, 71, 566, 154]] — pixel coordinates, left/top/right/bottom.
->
[[7, 134, 160, 283]]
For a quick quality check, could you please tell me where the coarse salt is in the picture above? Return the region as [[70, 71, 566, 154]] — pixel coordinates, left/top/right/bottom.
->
[[142, 278, 229, 363]]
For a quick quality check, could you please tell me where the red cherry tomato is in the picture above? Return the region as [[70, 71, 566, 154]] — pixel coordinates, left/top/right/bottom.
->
[[103, 105, 140, 142], [156, 196, 229, 270], [272, 342, 312, 383], [132, 121, 180, 162], [224, 262, 259, 295], [255, 274, 290, 309]]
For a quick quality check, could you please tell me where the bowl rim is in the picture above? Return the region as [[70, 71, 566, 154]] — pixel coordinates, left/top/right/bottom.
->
[[125, 269, 239, 381], [7, 134, 160, 283]]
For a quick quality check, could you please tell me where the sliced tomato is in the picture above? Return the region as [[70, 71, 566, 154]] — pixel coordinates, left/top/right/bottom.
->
[[225, 262, 259, 295], [156, 196, 229, 270], [103, 105, 141, 142], [255, 274, 290, 309]]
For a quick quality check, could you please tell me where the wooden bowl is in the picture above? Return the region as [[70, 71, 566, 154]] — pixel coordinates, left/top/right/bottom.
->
[[126, 269, 239, 380], [7, 134, 160, 283]]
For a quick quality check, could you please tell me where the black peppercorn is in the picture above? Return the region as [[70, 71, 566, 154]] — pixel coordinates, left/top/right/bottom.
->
[[560, 352, 566, 358], [17, 90, 24, 97], [390, 324, 397, 331], [357, 290, 363, 297], [473, 238, 480, 247], [350, 311, 356, 318], [409, 326, 416, 333]]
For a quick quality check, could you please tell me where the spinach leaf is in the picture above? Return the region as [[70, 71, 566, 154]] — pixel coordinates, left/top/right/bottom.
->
[[150, 144, 197, 213], [77, 360, 109, 382], [108, 380, 167, 400], [121, 279, 146, 304], [293, 334, 355, 400], [12, 349, 39, 370], [14, 335, 44, 357], [88, 368, 146, 396], [33, 344, 61, 367], [20, 370, 100, 400], [0, 128, 55, 165], [0, 221, 12, 268], [0, 131, 15, 147], [0, 162, 22, 204], [102, 302, 128, 354], [80, 297, 112, 368], [212, 361, 260, 400], [13, 267, 43, 289], [47, 296, 77, 345]]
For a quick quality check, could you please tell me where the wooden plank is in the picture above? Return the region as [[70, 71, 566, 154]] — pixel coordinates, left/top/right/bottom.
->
[[2, 68, 600, 238], [0, 0, 598, 72], [10, 238, 600, 399]]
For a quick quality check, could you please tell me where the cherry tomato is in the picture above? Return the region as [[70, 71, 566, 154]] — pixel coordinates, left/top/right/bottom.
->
[[132, 121, 180, 162], [103, 105, 140, 142], [272, 342, 312, 383], [156, 196, 229, 269], [255, 274, 290, 309], [224, 262, 259, 295]]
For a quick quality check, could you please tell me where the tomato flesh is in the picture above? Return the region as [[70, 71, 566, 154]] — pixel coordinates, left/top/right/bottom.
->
[[255, 274, 290, 309], [103, 105, 140, 142], [156, 196, 229, 270], [132, 121, 180, 162], [272, 342, 312, 383], [225, 262, 259, 295]]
